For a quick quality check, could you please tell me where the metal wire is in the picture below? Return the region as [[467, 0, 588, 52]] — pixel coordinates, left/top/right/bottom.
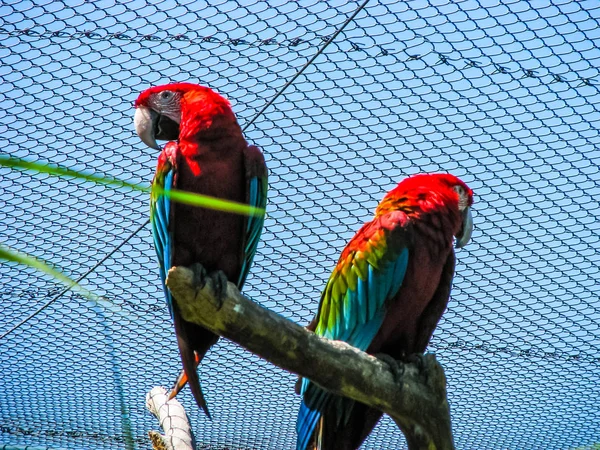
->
[[1, 1, 599, 449], [0, 0, 369, 342]]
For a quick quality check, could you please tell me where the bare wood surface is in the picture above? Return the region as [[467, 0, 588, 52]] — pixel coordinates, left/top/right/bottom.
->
[[166, 264, 454, 450], [146, 386, 195, 450]]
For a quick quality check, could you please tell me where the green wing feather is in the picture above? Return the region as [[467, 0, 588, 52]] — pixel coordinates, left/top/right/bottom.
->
[[297, 211, 410, 450]]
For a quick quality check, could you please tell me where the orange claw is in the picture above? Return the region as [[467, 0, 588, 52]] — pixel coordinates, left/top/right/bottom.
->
[[167, 351, 201, 400]]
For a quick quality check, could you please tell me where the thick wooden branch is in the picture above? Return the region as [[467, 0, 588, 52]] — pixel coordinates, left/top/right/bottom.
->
[[166, 265, 454, 450]]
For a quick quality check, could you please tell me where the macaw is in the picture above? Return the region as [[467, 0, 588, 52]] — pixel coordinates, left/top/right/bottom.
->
[[296, 173, 473, 450], [134, 82, 267, 417]]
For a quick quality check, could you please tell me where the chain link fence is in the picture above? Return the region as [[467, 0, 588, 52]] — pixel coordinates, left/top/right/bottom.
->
[[1, 0, 599, 449]]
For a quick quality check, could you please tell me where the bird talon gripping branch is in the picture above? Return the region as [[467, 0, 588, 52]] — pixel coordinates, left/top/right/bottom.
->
[[190, 262, 208, 290], [208, 270, 229, 311], [406, 353, 426, 373], [374, 353, 405, 385]]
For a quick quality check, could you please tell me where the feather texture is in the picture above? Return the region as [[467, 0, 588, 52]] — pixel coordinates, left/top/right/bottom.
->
[[138, 83, 267, 417], [296, 173, 473, 450]]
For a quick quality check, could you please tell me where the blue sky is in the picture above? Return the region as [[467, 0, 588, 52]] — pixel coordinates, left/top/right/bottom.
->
[[1, 1, 599, 449]]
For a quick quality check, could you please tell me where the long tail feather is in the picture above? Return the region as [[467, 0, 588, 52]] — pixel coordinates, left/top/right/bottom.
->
[[297, 385, 332, 450], [172, 305, 215, 418], [167, 351, 201, 399]]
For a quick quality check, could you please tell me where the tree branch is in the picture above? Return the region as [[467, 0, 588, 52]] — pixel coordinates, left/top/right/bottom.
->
[[146, 386, 196, 450], [166, 265, 454, 450]]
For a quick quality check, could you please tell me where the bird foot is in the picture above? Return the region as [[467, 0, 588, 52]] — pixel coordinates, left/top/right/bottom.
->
[[374, 353, 405, 384], [208, 270, 228, 310], [189, 264, 227, 310], [191, 262, 208, 287], [405, 352, 425, 371], [404, 353, 429, 383]]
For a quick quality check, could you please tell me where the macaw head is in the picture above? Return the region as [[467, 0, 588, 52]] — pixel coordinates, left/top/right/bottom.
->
[[446, 175, 474, 249], [380, 173, 474, 248], [134, 82, 235, 150]]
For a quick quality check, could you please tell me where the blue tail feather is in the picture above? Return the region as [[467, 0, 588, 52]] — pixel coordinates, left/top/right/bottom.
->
[[297, 386, 331, 450]]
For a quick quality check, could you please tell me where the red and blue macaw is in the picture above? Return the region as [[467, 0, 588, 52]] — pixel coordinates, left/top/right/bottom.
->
[[296, 173, 473, 449], [134, 83, 267, 417]]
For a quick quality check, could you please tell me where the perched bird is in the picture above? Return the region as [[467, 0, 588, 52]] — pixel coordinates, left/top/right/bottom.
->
[[134, 82, 267, 417], [296, 173, 473, 450]]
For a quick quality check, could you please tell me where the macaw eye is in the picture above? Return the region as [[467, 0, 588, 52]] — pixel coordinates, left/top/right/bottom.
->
[[160, 91, 173, 100], [453, 185, 470, 210]]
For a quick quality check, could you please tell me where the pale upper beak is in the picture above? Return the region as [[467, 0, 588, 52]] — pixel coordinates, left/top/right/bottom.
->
[[455, 207, 473, 249], [134, 106, 160, 150]]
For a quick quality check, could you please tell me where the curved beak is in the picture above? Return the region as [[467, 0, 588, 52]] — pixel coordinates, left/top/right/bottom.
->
[[455, 207, 473, 249], [134, 106, 160, 150]]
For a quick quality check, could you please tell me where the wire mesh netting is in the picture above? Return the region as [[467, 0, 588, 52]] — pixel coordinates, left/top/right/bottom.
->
[[1, 0, 599, 449]]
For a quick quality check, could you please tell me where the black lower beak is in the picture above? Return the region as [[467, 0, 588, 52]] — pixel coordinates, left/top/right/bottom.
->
[[155, 114, 180, 141]]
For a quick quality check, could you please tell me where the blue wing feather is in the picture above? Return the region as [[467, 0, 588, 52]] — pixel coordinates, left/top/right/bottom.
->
[[357, 274, 368, 326], [297, 216, 410, 450], [340, 285, 361, 343], [367, 264, 378, 321], [237, 172, 267, 289], [151, 163, 174, 317]]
